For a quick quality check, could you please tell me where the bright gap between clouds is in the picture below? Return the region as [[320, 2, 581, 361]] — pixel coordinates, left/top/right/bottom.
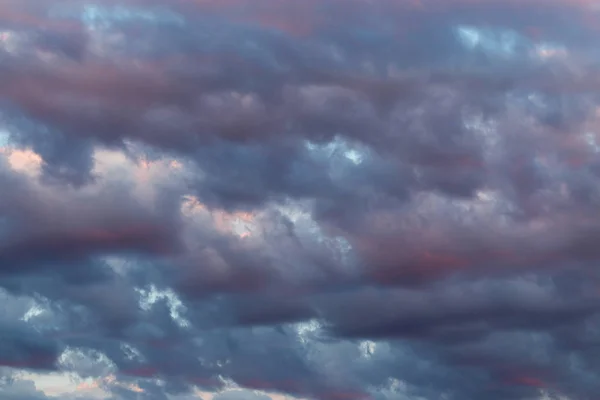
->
[[454, 24, 570, 63], [455, 25, 522, 58], [50, 3, 185, 29], [305, 137, 366, 166], [136, 284, 190, 328]]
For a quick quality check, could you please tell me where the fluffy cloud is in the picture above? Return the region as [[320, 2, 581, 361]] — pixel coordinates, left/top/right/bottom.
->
[[1, 1, 600, 400]]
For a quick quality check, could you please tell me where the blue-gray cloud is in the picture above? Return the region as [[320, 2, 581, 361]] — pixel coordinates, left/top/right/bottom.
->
[[2, 1, 600, 400]]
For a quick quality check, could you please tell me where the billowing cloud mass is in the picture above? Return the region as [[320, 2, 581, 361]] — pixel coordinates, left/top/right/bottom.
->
[[1, 0, 600, 399]]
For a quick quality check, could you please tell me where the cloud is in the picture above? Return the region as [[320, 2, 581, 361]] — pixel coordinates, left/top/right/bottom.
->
[[0, 378, 53, 400], [0, 319, 61, 371], [2, 1, 600, 400]]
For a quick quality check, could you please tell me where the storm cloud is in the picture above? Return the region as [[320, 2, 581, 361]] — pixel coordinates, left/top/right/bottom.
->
[[1, 0, 600, 399]]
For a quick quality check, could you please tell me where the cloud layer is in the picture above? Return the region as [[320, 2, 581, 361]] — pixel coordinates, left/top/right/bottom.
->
[[2, 0, 600, 399]]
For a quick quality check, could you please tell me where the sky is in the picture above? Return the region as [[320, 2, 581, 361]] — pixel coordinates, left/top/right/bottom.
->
[[1, 0, 600, 399]]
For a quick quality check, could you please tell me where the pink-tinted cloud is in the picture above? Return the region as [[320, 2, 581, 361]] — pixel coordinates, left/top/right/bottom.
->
[[1, 1, 600, 400]]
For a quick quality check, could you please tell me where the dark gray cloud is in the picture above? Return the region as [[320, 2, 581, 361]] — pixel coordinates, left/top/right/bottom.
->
[[0, 305, 62, 371], [1, 1, 600, 400]]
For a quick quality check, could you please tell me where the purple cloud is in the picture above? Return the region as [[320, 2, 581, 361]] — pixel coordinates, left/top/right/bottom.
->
[[1, 1, 600, 399]]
